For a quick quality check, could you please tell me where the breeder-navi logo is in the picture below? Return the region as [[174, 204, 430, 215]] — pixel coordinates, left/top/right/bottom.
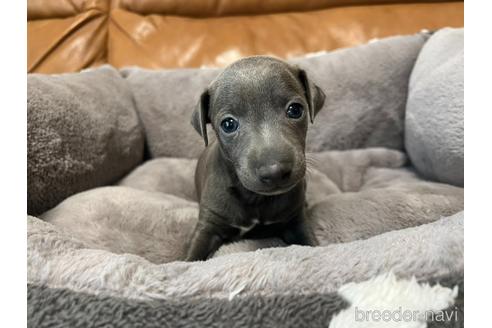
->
[[355, 306, 459, 323]]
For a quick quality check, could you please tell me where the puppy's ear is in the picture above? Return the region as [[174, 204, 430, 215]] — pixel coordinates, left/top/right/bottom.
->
[[298, 69, 325, 123], [191, 89, 211, 146]]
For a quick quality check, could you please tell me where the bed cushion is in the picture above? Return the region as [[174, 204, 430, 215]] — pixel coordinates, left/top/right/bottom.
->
[[122, 32, 430, 159], [27, 66, 145, 215], [27, 271, 463, 328], [405, 28, 464, 186], [28, 206, 463, 301], [30, 148, 463, 299]]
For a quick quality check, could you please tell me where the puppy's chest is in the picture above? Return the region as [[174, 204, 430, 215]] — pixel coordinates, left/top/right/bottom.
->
[[232, 194, 302, 234]]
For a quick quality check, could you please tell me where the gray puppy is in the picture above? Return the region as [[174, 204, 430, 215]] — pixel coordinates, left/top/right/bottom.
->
[[187, 56, 325, 261]]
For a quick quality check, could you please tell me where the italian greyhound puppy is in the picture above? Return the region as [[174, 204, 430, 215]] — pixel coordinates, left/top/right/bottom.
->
[[187, 56, 325, 261]]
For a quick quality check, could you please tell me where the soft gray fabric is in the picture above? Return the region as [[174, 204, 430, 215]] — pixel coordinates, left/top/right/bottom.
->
[[121, 67, 219, 158], [28, 284, 349, 328], [405, 28, 464, 187], [122, 32, 429, 158], [39, 148, 462, 263], [27, 211, 463, 301], [28, 66, 145, 215], [31, 149, 463, 301], [119, 157, 198, 202], [27, 274, 463, 328], [41, 187, 198, 264], [291, 33, 430, 153]]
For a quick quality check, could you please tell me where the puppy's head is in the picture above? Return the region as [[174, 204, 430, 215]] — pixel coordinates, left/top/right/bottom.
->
[[191, 56, 325, 195]]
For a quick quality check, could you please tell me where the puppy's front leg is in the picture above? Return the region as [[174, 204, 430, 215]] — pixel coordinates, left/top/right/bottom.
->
[[185, 208, 238, 261], [282, 208, 318, 246]]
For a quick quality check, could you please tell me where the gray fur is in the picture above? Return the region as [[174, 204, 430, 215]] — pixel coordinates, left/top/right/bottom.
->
[[187, 56, 325, 260]]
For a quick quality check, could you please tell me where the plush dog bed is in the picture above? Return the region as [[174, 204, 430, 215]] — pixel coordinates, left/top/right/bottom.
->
[[27, 28, 464, 327]]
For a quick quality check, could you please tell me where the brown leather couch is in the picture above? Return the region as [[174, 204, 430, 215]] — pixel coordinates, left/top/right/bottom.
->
[[27, 0, 463, 74]]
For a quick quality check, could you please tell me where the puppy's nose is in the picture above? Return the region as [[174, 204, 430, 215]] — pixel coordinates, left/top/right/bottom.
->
[[257, 162, 292, 186]]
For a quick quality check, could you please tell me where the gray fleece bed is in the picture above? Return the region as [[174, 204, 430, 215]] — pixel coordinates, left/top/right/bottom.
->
[[27, 28, 464, 327]]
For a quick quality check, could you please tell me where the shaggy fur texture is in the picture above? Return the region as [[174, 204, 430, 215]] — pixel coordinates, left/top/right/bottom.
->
[[27, 273, 462, 328], [28, 206, 463, 301], [27, 66, 145, 215], [330, 272, 459, 328], [28, 284, 349, 328], [405, 28, 464, 187]]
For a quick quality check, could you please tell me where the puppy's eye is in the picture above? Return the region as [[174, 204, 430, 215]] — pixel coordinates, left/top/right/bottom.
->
[[220, 117, 239, 134], [286, 103, 304, 119]]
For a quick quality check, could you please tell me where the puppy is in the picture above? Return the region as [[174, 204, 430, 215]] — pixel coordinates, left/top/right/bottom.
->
[[187, 56, 325, 261]]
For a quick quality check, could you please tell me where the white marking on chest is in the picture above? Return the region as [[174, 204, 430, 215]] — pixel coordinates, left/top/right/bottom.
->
[[236, 218, 260, 236]]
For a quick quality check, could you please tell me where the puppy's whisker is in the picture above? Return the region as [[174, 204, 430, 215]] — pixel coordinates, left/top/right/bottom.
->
[[305, 154, 321, 171], [305, 167, 315, 180], [304, 158, 318, 180]]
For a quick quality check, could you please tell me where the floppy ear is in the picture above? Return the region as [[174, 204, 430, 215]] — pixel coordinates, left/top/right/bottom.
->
[[298, 69, 326, 123], [191, 89, 211, 146]]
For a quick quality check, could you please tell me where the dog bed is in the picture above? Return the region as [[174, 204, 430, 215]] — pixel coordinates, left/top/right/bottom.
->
[[27, 28, 464, 327]]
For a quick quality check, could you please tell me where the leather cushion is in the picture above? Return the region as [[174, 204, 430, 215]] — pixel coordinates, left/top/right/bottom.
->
[[108, 3, 463, 69]]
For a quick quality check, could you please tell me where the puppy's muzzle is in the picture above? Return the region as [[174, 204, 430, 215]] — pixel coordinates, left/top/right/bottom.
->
[[257, 162, 293, 187]]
